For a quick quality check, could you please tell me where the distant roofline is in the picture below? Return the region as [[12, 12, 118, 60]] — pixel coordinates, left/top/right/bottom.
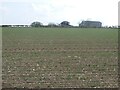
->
[[82, 20, 102, 23]]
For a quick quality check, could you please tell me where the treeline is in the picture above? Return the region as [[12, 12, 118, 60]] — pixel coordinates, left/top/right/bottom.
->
[[0, 25, 118, 28], [0, 21, 119, 28], [0, 21, 73, 28]]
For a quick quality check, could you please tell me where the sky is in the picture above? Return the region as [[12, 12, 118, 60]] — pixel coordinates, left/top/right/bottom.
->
[[0, 0, 119, 26]]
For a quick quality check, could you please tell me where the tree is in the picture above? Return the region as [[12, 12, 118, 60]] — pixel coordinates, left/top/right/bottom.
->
[[60, 21, 70, 27], [48, 23, 57, 27], [118, 26, 120, 28], [30, 21, 43, 27]]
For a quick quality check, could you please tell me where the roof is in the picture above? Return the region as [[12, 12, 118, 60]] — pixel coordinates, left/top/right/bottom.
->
[[83, 21, 102, 23]]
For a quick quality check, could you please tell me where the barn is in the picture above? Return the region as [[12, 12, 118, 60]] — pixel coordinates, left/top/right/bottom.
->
[[79, 21, 102, 28]]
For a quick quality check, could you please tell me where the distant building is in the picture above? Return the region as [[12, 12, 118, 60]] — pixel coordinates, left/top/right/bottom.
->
[[79, 21, 102, 28]]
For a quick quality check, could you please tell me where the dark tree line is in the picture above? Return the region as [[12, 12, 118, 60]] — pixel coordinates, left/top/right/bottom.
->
[[30, 21, 72, 27], [1, 25, 12, 27], [0, 21, 118, 28]]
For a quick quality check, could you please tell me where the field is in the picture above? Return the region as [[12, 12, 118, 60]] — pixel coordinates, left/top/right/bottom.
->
[[2, 27, 118, 88]]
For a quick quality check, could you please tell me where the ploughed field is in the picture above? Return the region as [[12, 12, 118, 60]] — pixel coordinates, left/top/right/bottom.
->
[[2, 27, 118, 88]]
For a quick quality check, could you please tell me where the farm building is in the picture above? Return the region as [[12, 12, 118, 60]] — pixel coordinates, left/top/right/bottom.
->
[[79, 21, 102, 28]]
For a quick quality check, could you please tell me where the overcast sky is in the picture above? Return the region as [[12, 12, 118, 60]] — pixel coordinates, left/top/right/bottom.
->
[[0, 0, 119, 26]]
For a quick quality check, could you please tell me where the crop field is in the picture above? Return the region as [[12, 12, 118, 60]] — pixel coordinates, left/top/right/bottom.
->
[[2, 27, 118, 88]]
